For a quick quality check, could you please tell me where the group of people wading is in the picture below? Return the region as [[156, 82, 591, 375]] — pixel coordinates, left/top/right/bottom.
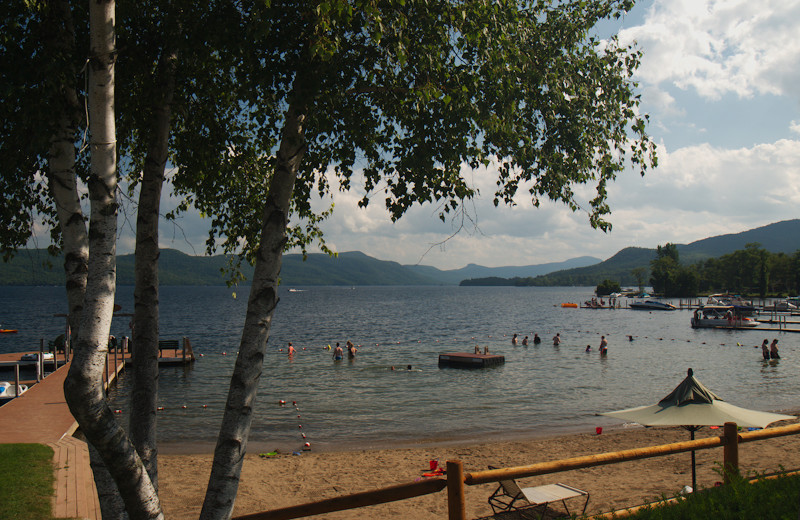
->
[[761, 339, 780, 360], [332, 340, 357, 360]]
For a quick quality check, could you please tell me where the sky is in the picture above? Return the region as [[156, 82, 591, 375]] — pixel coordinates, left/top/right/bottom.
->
[[117, 0, 800, 270]]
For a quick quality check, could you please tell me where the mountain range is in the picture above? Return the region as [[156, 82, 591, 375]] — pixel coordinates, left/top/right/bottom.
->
[[2, 219, 799, 286], [524, 219, 800, 286]]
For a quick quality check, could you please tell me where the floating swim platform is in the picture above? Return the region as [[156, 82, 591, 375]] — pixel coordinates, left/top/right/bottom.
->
[[438, 352, 505, 368]]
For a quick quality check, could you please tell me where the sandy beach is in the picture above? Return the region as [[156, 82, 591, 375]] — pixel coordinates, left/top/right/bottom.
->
[[159, 417, 800, 519]]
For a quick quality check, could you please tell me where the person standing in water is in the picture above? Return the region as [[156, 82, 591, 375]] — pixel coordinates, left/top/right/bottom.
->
[[553, 333, 561, 346], [770, 339, 780, 359], [332, 342, 343, 360], [599, 336, 608, 356], [347, 340, 357, 359], [522, 336, 528, 346], [533, 333, 541, 344], [512, 333, 518, 345], [761, 339, 770, 360]]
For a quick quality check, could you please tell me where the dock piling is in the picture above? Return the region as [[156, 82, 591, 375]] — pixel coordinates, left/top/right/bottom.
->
[[14, 364, 21, 397]]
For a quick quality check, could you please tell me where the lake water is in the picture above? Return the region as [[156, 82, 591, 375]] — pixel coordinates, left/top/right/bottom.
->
[[1, 285, 797, 453]]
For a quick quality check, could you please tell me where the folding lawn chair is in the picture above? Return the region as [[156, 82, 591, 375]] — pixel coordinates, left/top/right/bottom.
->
[[487, 466, 589, 519]]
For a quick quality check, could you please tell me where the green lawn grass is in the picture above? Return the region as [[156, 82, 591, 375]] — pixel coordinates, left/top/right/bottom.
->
[[622, 471, 800, 519], [0, 444, 55, 520]]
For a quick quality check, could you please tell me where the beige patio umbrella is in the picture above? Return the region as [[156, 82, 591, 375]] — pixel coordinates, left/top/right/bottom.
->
[[601, 368, 794, 491]]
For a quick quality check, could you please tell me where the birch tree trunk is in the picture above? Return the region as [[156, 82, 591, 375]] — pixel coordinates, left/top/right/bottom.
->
[[44, 0, 88, 337], [130, 43, 178, 491], [199, 85, 311, 520], [63, 1, 164, 517]]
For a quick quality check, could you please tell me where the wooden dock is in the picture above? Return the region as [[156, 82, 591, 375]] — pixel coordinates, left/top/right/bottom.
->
[[438, 352, 505, 368], [0, 359, 106, 519], [0, 339, 195, 519]]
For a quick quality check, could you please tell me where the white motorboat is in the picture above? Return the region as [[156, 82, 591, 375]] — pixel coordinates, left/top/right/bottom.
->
[[0, 381, 28, 400], [629, 300, 677, 311], [20, 352, 54, 362], [691, 305, 760, 328], [763, 299, 799, 312], [707, 293, 752, 306]]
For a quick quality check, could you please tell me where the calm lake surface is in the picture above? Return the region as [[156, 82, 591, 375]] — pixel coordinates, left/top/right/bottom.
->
[[1, 285, 797, 452]]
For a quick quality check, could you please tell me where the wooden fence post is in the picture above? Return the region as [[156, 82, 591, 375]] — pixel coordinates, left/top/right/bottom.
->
[[723, 422, 739, 483], [447, 460, 466, 520]]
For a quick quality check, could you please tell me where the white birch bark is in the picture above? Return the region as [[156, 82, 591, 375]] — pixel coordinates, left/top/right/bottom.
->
[[63, 1, 164, 517], [130, 43, 178, 491], [45, 0, 88, 337], [199, 91, 310, 520]]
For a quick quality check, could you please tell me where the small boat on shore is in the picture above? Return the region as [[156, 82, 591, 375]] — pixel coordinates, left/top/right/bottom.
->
[[629, 300, 677, 311], [691, 305, 760, 329]]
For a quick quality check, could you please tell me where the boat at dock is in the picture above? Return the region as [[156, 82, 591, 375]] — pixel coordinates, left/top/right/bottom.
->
[[707, 293, 753, 307], [629, 300, 677, 311], [706, 294, 756, 315], [0, 381, 28, 400], [691, 305, 760, 329], [20, 352, 55, 362]]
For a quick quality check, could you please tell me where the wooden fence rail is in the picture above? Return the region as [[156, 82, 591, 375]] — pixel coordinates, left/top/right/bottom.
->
[[233, 477, 447, 520], [232, 422, 800, 520]]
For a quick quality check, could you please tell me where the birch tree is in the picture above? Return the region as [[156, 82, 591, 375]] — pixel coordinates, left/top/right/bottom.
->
[[0, 1, 88, 337], [61, 0, 163, 517]]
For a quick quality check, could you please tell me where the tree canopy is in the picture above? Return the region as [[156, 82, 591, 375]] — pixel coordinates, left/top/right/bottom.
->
[[168, 0, 656, 268]]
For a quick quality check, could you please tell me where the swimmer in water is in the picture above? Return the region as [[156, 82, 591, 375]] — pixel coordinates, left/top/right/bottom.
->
[[533, 333, 541, 344], [287, 342, 296, 356]]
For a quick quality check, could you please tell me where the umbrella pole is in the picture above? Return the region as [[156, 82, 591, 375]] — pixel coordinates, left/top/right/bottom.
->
[[690, 429, 697, 492]]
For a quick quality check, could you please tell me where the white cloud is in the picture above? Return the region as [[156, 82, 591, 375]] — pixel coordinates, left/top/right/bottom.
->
[[303, 136, 800, 270], [620, 0, 800, 101]]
